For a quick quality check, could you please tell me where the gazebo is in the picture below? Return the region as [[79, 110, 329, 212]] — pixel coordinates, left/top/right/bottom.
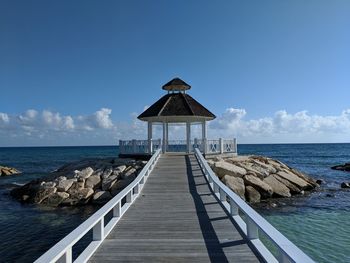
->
[[119, 78, 237, 157]]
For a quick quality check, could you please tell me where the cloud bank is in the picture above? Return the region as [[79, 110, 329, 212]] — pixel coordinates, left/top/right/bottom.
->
[[0, 107, 349, 146]]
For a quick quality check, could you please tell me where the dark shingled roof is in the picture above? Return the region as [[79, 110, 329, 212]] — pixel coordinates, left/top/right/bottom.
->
[[138, 93, 216, 120], [162, 77, 191, 91]]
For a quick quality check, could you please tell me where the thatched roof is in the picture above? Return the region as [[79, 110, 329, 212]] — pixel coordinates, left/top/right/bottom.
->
[[162, 77, 191, 91], [138, 93, 216, 122]]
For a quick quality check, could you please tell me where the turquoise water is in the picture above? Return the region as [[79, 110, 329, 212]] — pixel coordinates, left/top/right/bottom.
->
[[0, 144, 349, 262]]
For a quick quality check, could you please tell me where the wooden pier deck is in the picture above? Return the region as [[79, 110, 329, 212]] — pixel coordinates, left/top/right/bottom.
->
[[89, 154, 263, 263]]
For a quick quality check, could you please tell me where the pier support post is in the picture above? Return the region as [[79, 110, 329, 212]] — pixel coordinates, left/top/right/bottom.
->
[[148, 122, 153, 154], [202, 121, 207, 153], [93, 218, 104, 241], [186, 122, 191, 153], [162, 122, 166, 153]]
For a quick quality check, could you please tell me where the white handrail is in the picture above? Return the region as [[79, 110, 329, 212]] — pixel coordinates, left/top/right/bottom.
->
[[35, 149, 162, 263], [194, 148, 314, 263]]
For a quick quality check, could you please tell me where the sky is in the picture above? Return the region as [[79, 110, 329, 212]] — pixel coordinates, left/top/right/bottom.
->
[[1, 0, 350, 146]]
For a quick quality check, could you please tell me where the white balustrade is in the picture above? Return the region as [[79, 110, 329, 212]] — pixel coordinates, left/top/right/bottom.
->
[[35, 149, 162, 263], [119, 138, 237, 155], [194, 148, 315, 263]]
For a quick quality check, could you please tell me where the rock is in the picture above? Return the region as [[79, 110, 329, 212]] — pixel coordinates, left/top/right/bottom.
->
[[56, 179, 76, 192], [0, 166, 21, 176], [43, 192, 69, 206], [110, 175, 136, 196], [331, 163, 350, 171], [341, 182, 350, 188], [85, 175, 101, 189], [273, 174, 302, 194], [222, 175, 245, 200], [213, 161, 247, 178], [234, 163, 265, 179], [40, 182, 56, 189], [76, 167, 94, 179], [55, 176, 67, 182], [243, 174, 273, 198], [251, 159, 277, 175], [64, 188, 94, 205], [101, 167, 113, 179], [245, 186, 261, 203], [116, 165, 127, 173], [277, 171, 312, 190], [263, 175, 291, 197], [33, 187, 57, 204], [102, 175, 119, 190], [122, 167, 137, 179], [316, 179, 325, 185], [92, 190, 113, 204]]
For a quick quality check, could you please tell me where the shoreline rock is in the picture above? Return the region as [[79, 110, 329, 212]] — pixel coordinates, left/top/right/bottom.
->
[[10, 158, 147, 207], [331, 163, 350, 171], [0, 166, 21, 176], [207, 155, 319, 204]]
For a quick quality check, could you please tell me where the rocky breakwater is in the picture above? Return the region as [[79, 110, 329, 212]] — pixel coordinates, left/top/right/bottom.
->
[[0, 165, 21, 176], [207, 155, 319, 204], [11, 158, 147, 207]]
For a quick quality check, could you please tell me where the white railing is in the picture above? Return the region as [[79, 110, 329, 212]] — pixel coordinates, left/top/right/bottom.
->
[[120, 138, 237, 155], [119, 139, 161, 154], [194, 148, 314, 263], [35, 149, 162, 263]]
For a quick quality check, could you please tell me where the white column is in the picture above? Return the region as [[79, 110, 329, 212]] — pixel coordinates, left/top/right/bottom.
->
[[162, 122, 166, 153], [202, 121, 207, 154], [186, 122, 191, 153], [148, 122, 153, 154], [165, 122, 169, 152]]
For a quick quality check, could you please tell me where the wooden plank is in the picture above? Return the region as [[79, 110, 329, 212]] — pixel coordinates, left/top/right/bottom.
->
[[89, 154, 262, 263]]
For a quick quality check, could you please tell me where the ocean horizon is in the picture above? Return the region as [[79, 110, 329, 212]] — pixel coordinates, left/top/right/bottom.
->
[[1, 143, 350, 262]]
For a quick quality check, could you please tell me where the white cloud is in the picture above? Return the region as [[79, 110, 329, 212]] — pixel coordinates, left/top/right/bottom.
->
[[209, 108, 350, 143], [0, 107, 350, 146]]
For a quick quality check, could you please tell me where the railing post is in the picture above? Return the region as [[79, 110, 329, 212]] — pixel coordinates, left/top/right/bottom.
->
[[113, 201, 121, 218], [57, 247, 72, 263], [234, 138, 237, 153], [219, 138, 223, 154], [93, 218, 104, 241], [149, 139, 153, 154], [247, 217, 259, 240], [219, 188, 226, 201], [213, 183, 219, 194], [278, 251, 291, 263], [203, 138, 207, 154], [230, 198, 239, 216], [126, 190, 133, 203], [134, 183, 140, 195]]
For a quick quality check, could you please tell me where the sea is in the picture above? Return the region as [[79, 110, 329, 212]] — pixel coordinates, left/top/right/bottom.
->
[[0, 144, 349, 263]]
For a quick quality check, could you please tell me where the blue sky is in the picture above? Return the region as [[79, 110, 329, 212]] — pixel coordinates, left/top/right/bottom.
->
[[1, 0, 350, 146]]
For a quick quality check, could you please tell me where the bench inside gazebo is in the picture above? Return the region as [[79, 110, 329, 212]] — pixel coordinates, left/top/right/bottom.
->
[[119, 78, 237, 158]]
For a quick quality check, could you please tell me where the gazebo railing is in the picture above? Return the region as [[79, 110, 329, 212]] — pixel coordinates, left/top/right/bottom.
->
[[119, 138, 237, 155]]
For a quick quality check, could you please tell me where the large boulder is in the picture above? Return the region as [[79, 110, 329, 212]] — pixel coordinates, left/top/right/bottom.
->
[[56, 179, 76, 192], [243, 174, 273, 198], [76, 167, 94, 179], [64, 188, 94, 205], [101, 175, 119, 191], [33, 187, 57, 204], [110, 175, 136, 196], [245, 186, 261, 203], [92, 190, 113, 204], [263, 175, 291, 197], [277, 171, 312, 190], [273, 174, 301, 194], [43, 192, 69, 206], [222, 175, 245, 200], [213, 161, 247, 178], [101, 167, 113, 179], [85, 175, 101, 189]]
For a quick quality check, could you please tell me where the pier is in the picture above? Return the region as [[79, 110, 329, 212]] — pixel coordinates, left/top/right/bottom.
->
[[35, 149, 314, 263], [35, 78, 315, 262]]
